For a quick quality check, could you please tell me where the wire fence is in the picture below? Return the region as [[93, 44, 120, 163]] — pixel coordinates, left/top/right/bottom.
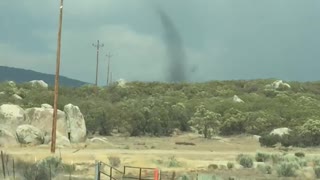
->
[[95, 161, 161, 180], [1, 150, 15, 179]]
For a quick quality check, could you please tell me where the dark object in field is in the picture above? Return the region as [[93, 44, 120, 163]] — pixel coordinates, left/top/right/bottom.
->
[[175, 142, 196, 146], [134, 142, 146, 146]]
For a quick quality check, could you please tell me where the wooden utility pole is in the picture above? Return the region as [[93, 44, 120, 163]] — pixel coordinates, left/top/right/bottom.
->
[[92, 40, 104, 86], [51, 0, 64, 154], [106, 53, 113, 86]]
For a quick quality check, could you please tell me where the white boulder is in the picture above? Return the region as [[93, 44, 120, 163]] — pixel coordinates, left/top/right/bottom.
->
[[16, 125, 45, 145], [0, 127, 18, 146], [41, 103, 53, 109], [25, 107, 67, 137], [47, 132, 71, 147], [270, 127, 291, 137], [64, 104, 87, 143], [267, 80, 291, 90], [7, 81, 16, 87], [117, 79, 127, 88], [29, 80, 48, 89], [0, 104, 25, 129], [12, 94, 22, 100], [233, 95, 244, 103]]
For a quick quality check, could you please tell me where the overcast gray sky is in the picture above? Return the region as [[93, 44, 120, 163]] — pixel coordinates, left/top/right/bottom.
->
[[0, 0, 319, 85]]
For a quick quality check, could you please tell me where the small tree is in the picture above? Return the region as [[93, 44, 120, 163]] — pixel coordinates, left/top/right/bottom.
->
[[188, 104, 221, 138]]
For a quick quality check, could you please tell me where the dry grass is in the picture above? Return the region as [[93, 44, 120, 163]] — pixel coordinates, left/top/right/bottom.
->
[[2, 134, 320, 179]]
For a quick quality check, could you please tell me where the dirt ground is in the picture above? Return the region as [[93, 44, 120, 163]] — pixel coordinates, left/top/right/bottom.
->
[[2, 134, 320, 179]]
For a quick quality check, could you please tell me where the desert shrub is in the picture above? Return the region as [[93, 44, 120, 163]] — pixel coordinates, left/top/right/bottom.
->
[[63, 163, 76, 176], [314, 166, 320, 178], [208, 164, 219, 170], [168, 156, 181, 167], [255, 152, 270, 162], [257, 164, 272, 174], [259, 134, 281, 147], [276, 162, 297, 177], [271, 154, 284, 164], [227, 162, 234, 169], [219, 165, 227, 170], [313, 158, 320, 166], [297, 159, 307, 167], [108, 156, 121, 167], [294, 152, 305, 158], [280, 132, 306, 147], [16, 156, 63, 180], [237, 154, 253, 168]]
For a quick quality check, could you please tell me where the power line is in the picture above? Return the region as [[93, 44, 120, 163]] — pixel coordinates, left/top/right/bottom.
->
[[92, 40, 104, 86], [51, 0, 64, 154]]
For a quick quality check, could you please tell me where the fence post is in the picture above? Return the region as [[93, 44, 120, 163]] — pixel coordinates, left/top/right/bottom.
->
[[94, 161, 101, 180], [123, 166, 126, 175], [154, 168, 159, 180], [1, 151, 5, 178], [139, 168, 142, 180], [5, 154, 9, 176], [110, 167, 112, 180], [12, 159, 15, 180]]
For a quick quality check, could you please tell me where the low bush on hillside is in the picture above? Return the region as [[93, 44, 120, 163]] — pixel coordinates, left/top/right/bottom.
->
[[257, 164, 272, 174], [236, 154, 254, 168], [259, 134, 281, 147], [276, 162, 298, 177], [15, 156, 74, 180], [255, 152, 270, 162], [108, 156, 121, 167], [2, 80, 320, 144]]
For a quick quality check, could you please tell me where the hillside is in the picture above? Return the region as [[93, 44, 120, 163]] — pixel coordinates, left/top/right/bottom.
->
[[0, 66, 89, 87], [1, 78, 320, 141]]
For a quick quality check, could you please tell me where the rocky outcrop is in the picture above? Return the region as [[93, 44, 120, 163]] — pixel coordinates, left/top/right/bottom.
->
[[0, 104, 25, 130], [25, 106, 67, 137], [117, 79, 127, 88], [41, 103, 52, 109], [16, 125, 45, 145], [29, 80, 49, 89], [46, 132, 71, 147], [64, 104, 87, 143], [12, 94, 22, 100], [233, 95, 244, 103], [0, 102, 87, 146], [0, 128, 17, 146], [270, 127, 291, 137], [266, 80, 291, 90]]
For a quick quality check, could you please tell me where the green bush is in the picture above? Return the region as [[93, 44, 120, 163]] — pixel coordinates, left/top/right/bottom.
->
[[108, 156, 121, 167], [255, 152, 270, 162], [294, 152, 305, 158], [168, 156, 181, 167], [314, 166, 320, 178], [257, 164, 272, 174], [208, 164, 219, 170], [259, 134, 281, 147], [237, 154, 254, 168], [270, 154, 284, 164], [15, 156, 64, 180], [227, 162, 234, 169], [276, 162, 297, 177]]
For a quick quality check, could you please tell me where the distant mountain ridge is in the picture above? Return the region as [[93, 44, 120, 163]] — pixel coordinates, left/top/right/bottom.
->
[[0, 66, 89, 87]]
